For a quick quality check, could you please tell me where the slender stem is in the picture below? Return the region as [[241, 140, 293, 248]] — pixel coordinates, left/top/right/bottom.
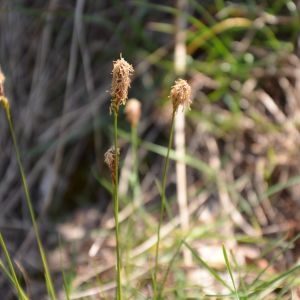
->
[[122, 124, 139, 280], [153, 110, 176, 297], [3, 103, 56, 300], [131, 124, 140, 201], [0, 233, 29, 300], [113, 111, 122, 300]]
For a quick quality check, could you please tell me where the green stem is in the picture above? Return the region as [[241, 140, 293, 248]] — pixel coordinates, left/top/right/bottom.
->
[[131, 124, 140, 201], [2, 103, 57, 300], [0, 234, 29, 300], [153, 110, 176, 297], [113, 111, 122, 300]]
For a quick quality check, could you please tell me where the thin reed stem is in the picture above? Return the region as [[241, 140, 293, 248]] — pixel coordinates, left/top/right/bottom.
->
[[113, 110, 122, 300], [131, 124, 140, 200], [0, 233, 28, 300], [153, 110, 176, 297], [2, 103, 57, 300]]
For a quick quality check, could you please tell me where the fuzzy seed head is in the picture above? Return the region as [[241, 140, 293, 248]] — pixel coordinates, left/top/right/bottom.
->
[[110, 56, 134, 114], [125, 98, 141, 127], [169, 79, 192, 112], [104, 146, 120, 184]]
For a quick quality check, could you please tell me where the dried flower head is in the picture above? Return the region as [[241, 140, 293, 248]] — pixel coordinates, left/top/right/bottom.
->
[[0, 68, 5, 97], [104, 146, 120, 184], [125, 98, 141, 127], [110, 56, 134, 114], [169, 79, 192, 113]]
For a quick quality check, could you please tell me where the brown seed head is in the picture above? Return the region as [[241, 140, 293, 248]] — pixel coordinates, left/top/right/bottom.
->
[[110, 56, 134, 114], [169, 79, 192, 113], [104, 146, 120, 184], [125, 98, 141, 127]]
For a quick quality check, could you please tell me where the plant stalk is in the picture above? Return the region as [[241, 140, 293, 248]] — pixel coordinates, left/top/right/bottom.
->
[[113, 110, 122, 300], [153, 110, 176, 297], [2, 102, 56, 300], [131, 124, 140, 201], [0, 233, 29, 300]]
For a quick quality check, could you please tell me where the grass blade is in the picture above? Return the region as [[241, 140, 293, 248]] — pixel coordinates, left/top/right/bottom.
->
[[222, 245, 239, 299], [183, 241, 233, 293], [0, 234, 29, 300]]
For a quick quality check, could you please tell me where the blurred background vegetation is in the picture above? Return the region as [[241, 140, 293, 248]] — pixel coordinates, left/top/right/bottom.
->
[[0, 0, 300, 299]]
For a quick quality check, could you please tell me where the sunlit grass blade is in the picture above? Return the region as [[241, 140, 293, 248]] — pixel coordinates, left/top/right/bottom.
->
[[248, 264, 300, 299], [0, 234, 29, 300], [222, 245, 239, 299], [183, 241, 233, 292], [263, 175, 300, 198]]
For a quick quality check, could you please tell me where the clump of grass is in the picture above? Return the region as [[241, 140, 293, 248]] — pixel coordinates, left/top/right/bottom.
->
[[105, 56, 134, 300], [0, 68, 57, 299]]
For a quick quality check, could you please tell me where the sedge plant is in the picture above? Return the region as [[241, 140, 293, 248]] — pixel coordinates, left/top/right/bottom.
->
[[104, 56, 134, 300], [153, 78, 192, 297], [0, 69, 57, 299]]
